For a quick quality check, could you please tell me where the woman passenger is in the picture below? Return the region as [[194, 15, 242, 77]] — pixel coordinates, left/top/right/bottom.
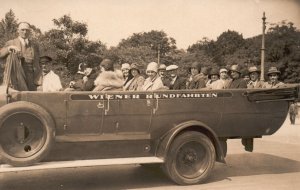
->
[[186, 62, 206, 89], [124, 63, 145, 91], [142, 62, 165, 91], [93, 59, 124, 91]]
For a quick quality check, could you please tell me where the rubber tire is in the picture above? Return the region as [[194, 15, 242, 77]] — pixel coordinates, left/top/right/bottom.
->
[[0, 101, 55, 167], [163, 131, 215, 185]]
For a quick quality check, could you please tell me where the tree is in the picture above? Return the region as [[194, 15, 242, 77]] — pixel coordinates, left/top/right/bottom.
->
[[118, 30, 177, 59], [42, 15, 106, 74], [0, 9, 18, 46]]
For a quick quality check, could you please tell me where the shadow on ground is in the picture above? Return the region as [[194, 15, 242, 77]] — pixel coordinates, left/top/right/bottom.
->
[[1, 153, 300, 190]]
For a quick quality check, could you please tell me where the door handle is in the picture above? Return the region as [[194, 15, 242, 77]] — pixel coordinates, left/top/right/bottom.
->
[[105, 96, 110, 115], [153, 97, 159, 114]]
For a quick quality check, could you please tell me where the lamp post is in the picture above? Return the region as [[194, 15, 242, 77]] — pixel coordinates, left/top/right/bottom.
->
[[260, 12, 266, 82]]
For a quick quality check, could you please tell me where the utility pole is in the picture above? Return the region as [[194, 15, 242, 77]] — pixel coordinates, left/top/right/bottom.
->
[[260, 12, 266, 81], [157, 44, 160, 64]]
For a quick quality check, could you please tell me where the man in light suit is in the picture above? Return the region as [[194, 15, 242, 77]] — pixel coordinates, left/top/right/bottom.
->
[[0, 22, 41, 91], [247, 66, 264, 89]]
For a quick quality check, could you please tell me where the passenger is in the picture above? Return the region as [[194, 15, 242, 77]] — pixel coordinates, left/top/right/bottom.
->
[[247, 66, 264, 89], [206, 68, 219, 89], [37, 55, 62, 92], [242, 72, 250, 84], [64, 64, 86, 91], [77, 62, 88, 75], [124, 63, 145, 91], [142, 62, 165, 91], [82, 62, 101, 91], [289, 101, 298, 125], [0, 22, 41, 91], [166, 64, 186, 90], [210, 68, 231, 89], [121, 63, 133, 88], [93, 59, 124, 91], [200, 67, 209, 85], [228, 65, 247, 88], [158, 64, 171, 86], [262, 67, 285, 88], [186, 62, 206, 89]]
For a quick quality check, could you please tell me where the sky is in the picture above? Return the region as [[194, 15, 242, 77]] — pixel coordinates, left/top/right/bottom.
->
[[1, 0, 300, 49]]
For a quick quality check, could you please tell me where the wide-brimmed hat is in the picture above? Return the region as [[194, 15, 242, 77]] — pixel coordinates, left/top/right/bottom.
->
[[189, 62, 201, 73], [248, 66, 261, 74], [166, 64, 178, 71], [158, 64, 167, 71], [200, 67, 209, 75], [229, 64, 242, 74], [146, 62, 158, 73], [209, 68, 219, 77], [121, 63, 131, 71], [130, 63, 141, 73], [100, 59, 114, 71], [267, 67, 280, 75]]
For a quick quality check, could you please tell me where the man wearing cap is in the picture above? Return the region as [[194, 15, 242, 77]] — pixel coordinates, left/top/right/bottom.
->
[[262, 67, 285, 88], [210, 68, 231, 89], [247, 66, 264, 89], [142, 62, 165, 91], [37, 55, 62, 92], [158, 64, 171, 87], [228, 64, 247, 89], [0, 22, 41, 91], [166, 64, 186, 90]]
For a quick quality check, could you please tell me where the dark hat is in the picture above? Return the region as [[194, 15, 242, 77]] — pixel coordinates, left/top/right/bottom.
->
[[190, 62, 201, 72], [100, 59, 114, 71], [248, 66, 261, 74], [158, 64, 167, 71], [200, 67, 209, 75], [40, 55, 52, 63], [130, 63, 141, 73], [229, 64, 242, 74], [267, 67, 280, 75], [209, 68, 220, 77]]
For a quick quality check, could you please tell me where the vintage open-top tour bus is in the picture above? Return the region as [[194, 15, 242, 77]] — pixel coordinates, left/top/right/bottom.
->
[[0, 85, 299, 185]]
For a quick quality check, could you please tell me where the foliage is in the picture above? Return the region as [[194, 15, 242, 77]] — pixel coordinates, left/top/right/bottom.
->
[[0, 9, 18, 47], [42, 15, 106, 75], [0, 10, 300, 85]]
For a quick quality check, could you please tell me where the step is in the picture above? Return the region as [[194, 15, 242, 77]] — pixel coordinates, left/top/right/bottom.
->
[[0, 157, 164, 173]]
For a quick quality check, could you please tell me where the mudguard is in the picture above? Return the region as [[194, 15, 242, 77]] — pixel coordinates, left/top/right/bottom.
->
[[156, 120, 226, 163]]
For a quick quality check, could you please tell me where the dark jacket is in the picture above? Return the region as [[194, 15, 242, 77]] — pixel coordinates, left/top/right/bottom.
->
[[82, 69, 99, 91], [169, 76, 186, 90], [187, 74, 206, 89], [228, 78, 247, 89], [0, 38, 41, 85]]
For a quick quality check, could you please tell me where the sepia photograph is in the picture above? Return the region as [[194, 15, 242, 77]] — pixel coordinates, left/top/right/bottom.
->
[[0, 0, 300, 189]]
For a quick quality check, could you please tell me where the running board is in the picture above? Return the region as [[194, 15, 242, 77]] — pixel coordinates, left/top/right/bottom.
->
[[0, 157, 164, 173]]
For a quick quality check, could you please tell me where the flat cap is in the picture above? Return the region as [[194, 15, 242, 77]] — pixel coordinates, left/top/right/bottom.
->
[[166, 65, 178, 71]]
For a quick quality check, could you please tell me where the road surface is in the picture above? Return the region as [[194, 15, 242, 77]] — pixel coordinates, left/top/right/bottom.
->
[[1, 116, 300, 190]]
